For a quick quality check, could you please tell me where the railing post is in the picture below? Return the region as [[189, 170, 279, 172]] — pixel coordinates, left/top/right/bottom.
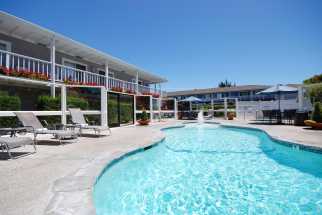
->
[[61, 85, 67, 124], [50, 37, 56, 97], [105, 63, 109, 90], [101, 87, 108, 126]]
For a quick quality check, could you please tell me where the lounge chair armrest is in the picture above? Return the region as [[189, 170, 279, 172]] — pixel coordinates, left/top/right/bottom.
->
[[53, 123, 66, 130], [21, 126, 35, 133]]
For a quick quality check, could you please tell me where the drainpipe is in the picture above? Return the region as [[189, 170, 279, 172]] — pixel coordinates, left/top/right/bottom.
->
[[50, 37, 56, 97]]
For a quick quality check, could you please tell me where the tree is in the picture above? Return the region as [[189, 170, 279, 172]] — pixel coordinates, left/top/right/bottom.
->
[[218, 79, 234, 88], [312, 102, 322, 123], [303, 73, 322, 84]]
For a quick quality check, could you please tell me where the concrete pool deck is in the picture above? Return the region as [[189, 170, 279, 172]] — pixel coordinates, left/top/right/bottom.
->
[[0, 119, 322, 214]]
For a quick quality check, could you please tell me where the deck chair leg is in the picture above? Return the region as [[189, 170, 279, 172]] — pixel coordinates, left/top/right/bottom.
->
[[5, 144, 12, 159]]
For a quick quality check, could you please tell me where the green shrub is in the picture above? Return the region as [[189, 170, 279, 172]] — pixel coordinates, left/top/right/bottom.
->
[[0, 91, 21, 127], [312, 102, 322, 123], [67, 96, 89, 110], [307, 84, 322, 103], [37, 95, 89, 110], [37, 95, 60, 110], [36, 95, 89, 126]]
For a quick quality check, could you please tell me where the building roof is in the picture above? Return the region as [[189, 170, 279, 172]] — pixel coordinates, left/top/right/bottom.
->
[[166, 85, 273, 97], [0, 11, 167, 84], [166, 84, 302, 97]]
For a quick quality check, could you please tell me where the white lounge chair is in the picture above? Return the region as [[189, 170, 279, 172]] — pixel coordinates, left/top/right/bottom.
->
[[69, 108, 111, 137], [0, 128, 36, 159], [15, 112, 77, 144]]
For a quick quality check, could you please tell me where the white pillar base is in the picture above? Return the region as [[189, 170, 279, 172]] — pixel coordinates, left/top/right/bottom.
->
[[101, 88, 108, 126]]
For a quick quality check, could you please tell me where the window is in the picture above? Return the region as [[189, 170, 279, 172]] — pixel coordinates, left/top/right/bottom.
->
[[98, 70, 105, 76], [0, 40, 11, 51], [98, 69, 114, 77], [62, 58, 87, 71]]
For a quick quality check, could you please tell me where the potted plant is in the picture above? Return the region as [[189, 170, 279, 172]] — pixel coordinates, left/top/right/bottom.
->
[[137, 109, 150, 125], [305, 102, 322, 129], [227, 112, 235, 120]]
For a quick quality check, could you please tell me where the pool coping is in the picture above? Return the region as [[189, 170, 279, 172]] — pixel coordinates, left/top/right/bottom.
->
[[217, 123, 322, 154], [44, 122, 322, 215]]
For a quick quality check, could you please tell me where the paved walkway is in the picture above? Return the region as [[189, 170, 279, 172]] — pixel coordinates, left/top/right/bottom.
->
[[0, 122, 174, 215], [215, 119, 322, 149], [1, 119, 321, 214]]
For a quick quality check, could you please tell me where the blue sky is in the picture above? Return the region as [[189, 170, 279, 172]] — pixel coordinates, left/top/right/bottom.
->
[[1, 0, 322, 91]]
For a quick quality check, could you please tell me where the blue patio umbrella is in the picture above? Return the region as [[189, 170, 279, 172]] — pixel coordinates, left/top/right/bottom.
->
[[180, 96, 203, 111], [257, 84, 298, 122]]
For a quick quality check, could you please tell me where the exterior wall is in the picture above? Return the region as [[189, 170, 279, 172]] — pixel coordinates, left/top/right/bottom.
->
[[56, 51, 105, 75], [109, 68, 136, 82], [0, 33, 50, 61]]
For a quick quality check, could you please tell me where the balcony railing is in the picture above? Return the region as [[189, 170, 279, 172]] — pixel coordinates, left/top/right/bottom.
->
[[55, 64, 106, 86], [0, 49, 51, 81], [0, 50, 161, 95], [138, 85, 161, 96], [108, 77, 136, 94]]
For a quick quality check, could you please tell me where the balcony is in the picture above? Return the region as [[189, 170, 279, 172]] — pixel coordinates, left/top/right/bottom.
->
[[0, 50, 161, 97]]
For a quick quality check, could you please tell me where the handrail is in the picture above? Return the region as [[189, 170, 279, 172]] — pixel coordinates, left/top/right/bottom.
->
[[0, 49, 51, 64]]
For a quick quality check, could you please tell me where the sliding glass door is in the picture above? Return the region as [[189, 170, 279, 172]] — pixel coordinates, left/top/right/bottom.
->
[[108, 93, 134, 127]]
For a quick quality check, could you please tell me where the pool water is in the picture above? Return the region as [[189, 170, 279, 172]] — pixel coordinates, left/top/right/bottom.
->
[[94, 124, 322, 215]]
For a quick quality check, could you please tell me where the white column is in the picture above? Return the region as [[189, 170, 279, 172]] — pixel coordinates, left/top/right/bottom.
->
[[136, 71, 139, 95], [298, 86, 304, 112], [5, 52, 10, 69], [101, 87, 108, 126], [50, 38, 56, 97], [174, 98, 178, 120], [105, 63, 109, 90], [158, 97, 161, 122], [61, 85, 67, 124], [133, 95, 137, 123], [150, 95, 153, 121], [159, 83, 162, 97], [235, 98, 239, 119], [211, 99, 214, 110], [224, 98, 228, 120]]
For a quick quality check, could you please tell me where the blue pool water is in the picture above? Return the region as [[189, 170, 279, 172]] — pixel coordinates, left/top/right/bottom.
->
[[94, 124, 322, 215]]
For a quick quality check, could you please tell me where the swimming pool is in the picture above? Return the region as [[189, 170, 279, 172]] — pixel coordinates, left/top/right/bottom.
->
[[94, 123, 322, 214]]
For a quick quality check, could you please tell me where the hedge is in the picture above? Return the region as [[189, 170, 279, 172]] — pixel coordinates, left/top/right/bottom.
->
[[37, 95, 90, 126], [0, 91, 21, 127]]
